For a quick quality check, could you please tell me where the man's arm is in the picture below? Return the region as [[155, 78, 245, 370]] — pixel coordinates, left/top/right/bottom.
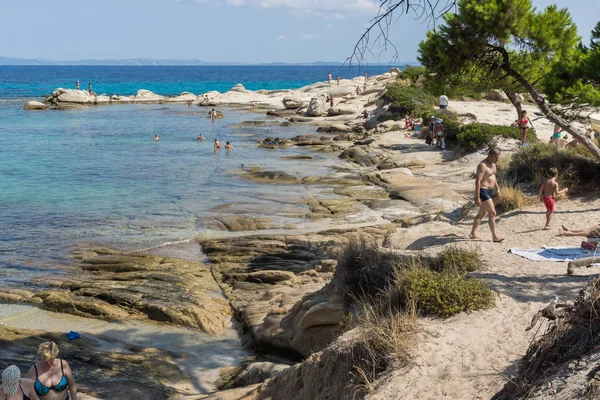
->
[[495, 179, 501, 199], [474, 163, 484, 205]]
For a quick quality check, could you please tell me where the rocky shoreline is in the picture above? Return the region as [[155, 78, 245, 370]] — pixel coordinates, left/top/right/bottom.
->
[[5, 70, 572, 399]]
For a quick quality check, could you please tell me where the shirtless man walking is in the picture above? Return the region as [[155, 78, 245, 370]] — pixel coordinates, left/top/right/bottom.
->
[[470, 148, 504, 242]]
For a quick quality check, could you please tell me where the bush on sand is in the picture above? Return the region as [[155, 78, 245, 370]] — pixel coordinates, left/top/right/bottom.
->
[[336, 239, 494, 393], [502, 142, 600, 195]]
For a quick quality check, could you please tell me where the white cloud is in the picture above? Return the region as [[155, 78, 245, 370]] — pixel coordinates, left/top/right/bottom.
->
[[300, 33, 321, 40], [215, 0, 378, 16], [276, 35, 286, 40], [325, 24, 333, 31]]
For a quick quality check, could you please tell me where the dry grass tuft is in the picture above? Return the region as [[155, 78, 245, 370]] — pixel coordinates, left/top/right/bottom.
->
[[351, 298, 419, 396], [495, 276, 600, 398], [495, 185, 527, 214]]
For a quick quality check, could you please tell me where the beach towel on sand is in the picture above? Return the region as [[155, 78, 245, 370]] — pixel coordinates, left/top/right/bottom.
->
[[509, 246, 599, 262]]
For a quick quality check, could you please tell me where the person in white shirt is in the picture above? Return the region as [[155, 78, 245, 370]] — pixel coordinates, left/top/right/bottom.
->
[[439, 94, 449, 109]]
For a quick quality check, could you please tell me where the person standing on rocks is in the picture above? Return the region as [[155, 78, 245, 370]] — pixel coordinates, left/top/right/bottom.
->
[[75, 81, 80, 91], [439, 94, 449, 109], [336, 76, 340, 85], [87, 83, 93, 95], [327, 73, 332, 84], [470, 148, 504, 242], [329, 95, 334, 108]]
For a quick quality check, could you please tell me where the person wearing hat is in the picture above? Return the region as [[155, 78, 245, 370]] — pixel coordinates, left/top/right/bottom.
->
[[433, 118, 445, 147], [426, 116, 436, 146], [1, 365, 39, 400]]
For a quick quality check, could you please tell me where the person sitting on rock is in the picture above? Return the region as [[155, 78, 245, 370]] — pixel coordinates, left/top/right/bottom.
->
[[27, 342, 78, 400], [87, 83, 93, 95], [404, 115, 415, 130], [2, 365, 39, 400]]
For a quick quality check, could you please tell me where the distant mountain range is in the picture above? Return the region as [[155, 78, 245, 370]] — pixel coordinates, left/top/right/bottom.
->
[[0, 56, 417, 67]]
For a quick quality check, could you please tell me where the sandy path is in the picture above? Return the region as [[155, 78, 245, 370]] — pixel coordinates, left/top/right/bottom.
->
[[370, 199, 600, 400]]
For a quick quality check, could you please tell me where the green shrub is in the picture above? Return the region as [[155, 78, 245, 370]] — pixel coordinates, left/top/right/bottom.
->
[[456, 123, 536, 152], [385, 84, 437, 116], [397, 267, 495, 317], [397, 66, 426, 84], [334, 236, 406, 297], [502, 142, 600, 194], [431, 246, 482, 274]]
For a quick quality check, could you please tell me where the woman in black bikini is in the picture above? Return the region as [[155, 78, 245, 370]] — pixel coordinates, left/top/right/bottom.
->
[[27, 342, 77, 400], [1, 365, 39, 400]]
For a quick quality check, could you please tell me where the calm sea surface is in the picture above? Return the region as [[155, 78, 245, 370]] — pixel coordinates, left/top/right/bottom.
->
[[0, 65, 392, 287]]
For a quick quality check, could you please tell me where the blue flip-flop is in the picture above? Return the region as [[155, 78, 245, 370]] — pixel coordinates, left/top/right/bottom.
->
[[66, 331, 80, 340]]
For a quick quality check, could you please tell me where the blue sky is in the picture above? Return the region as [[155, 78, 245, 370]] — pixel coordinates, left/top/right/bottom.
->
[[0, 0, 597, 63]]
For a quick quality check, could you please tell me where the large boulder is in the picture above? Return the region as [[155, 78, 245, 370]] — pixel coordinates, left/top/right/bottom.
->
[[134, 90, 163, 102], [282, 96, 305, 109], [57, 90, 95, 104], [95, 95, 111, 104], [306, 95, 328, 117], [485, 89, 509, 102], [110, 95, 133, 103], [169, 92, 196, 102], [326, 86, 355, 97], [23, 101, 48, 110], [230, 84, 247, 93], [327, 105, 359, 116]]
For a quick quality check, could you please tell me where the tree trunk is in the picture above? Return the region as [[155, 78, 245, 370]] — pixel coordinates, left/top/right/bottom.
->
[[503, 64, 600, 161], [505, 91, 522, 122]]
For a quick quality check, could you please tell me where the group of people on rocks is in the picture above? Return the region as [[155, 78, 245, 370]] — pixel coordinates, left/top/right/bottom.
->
[[75, 81, 93, 95], [1, 342, 77, 400]]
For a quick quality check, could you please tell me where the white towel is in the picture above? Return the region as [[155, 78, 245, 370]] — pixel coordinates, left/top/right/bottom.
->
[[508, 246, 598, 262]]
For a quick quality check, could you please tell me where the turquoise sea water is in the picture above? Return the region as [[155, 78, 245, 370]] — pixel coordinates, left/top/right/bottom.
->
[[0, 66, 393, 287]]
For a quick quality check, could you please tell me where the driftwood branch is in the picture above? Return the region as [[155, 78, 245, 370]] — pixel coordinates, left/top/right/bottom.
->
[[525, 297, 573, 331], [567, 257, 600, 276]]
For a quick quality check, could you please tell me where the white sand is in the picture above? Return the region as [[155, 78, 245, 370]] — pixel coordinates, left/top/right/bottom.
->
[[365, 106, 600, 399]]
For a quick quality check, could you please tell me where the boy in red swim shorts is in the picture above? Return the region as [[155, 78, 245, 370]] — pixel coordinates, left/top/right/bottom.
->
[[539, 167, 568, 229]]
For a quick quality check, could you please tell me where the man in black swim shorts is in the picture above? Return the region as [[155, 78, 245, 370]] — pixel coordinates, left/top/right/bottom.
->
[[470, 148, 504, 242]]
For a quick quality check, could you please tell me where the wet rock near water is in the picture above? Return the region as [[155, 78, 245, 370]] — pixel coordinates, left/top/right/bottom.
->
[[0, 326, 185, 400], [23, 101, 49, 110], [200, 225, 396, 359], [205, 215, 280, 232], [258, 137, 293, 149], [2, 250, 232, 333]]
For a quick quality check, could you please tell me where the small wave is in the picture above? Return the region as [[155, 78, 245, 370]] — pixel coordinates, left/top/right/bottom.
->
[[133, 238, 193, 253]]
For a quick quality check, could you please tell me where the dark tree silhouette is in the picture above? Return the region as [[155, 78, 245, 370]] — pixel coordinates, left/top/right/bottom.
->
[[347, 0, 457, 66]]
